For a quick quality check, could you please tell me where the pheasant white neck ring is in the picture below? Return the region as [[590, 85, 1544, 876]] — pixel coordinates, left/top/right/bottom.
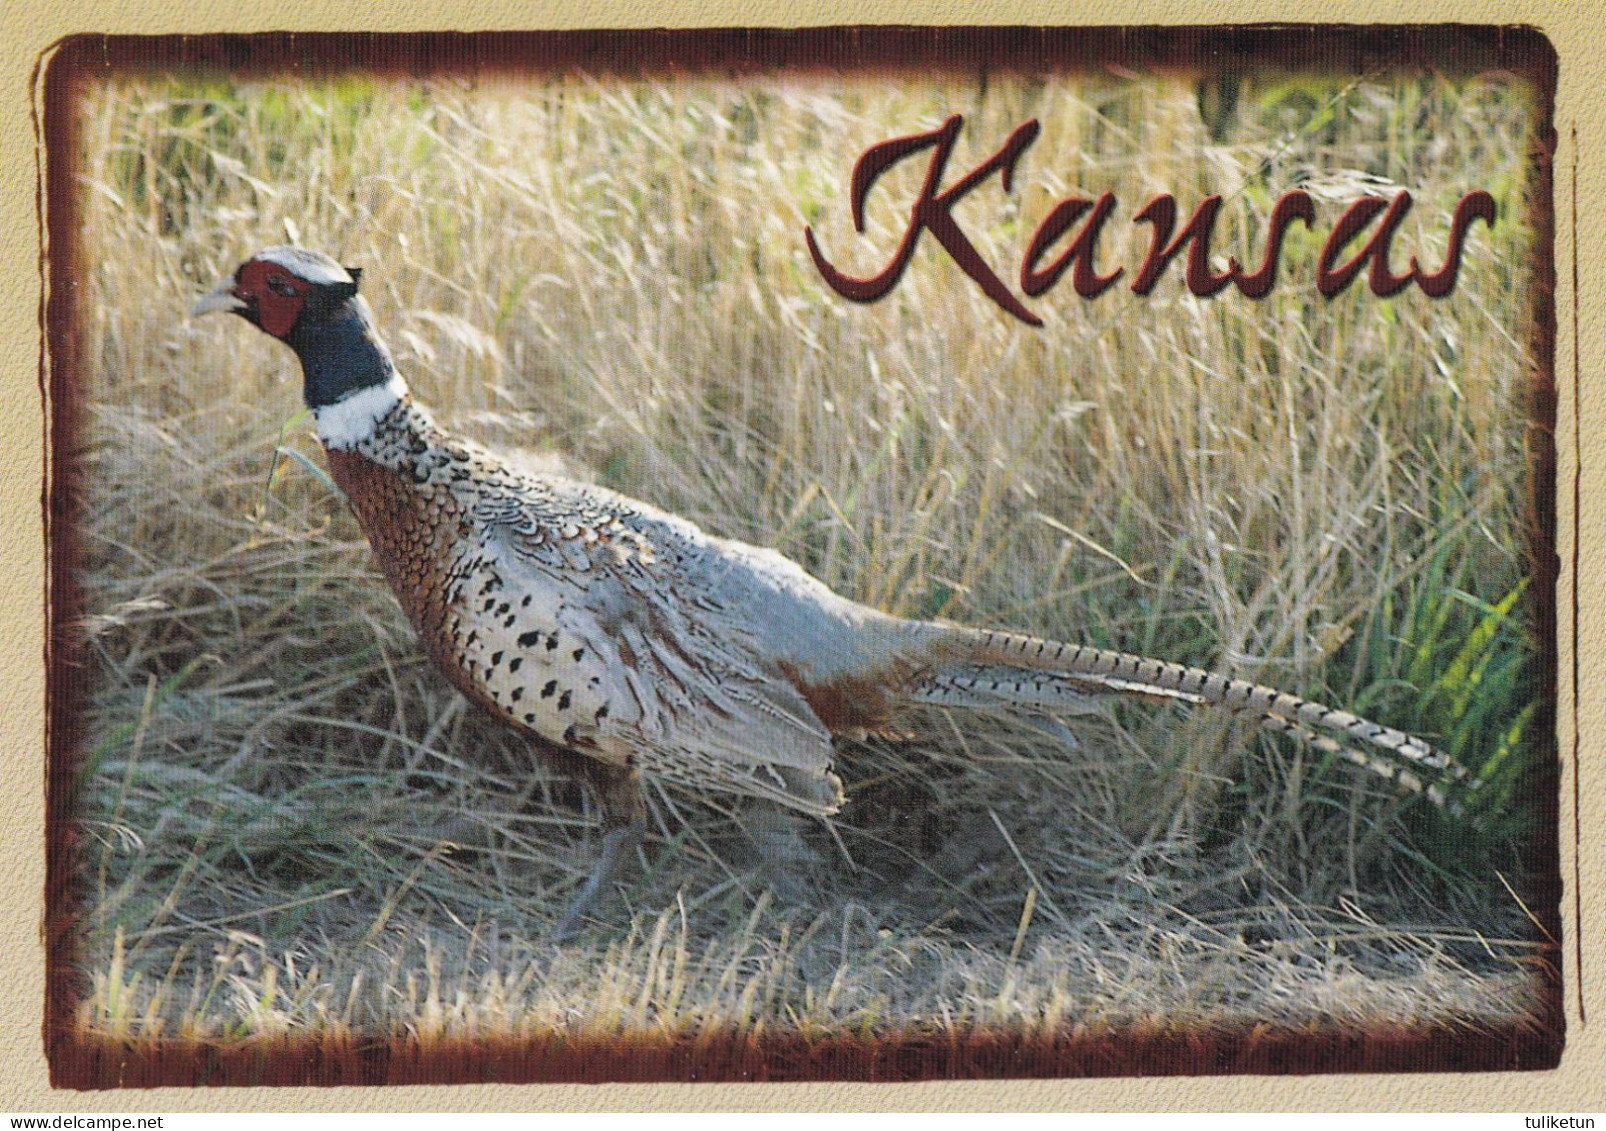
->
[[315, 374, 410, 449]]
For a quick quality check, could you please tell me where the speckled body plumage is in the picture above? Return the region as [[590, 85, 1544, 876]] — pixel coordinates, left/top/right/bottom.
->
[[323, 389, 914, 816], [195, 247, 1478, 935]]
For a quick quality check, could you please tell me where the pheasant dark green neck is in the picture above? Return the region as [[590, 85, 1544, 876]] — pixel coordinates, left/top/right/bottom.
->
[[287, 296, 397, 410]]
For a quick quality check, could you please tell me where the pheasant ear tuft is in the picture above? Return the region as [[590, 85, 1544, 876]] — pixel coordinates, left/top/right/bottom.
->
[[346, 266, 363, 287]]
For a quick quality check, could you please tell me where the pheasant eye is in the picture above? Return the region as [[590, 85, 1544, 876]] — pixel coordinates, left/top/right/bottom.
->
[[267, 275, 298, 297]]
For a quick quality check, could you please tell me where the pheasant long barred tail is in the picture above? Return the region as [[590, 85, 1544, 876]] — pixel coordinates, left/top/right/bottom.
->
[[1257, 714, 1465, 816], [910, 625, 1476, 805]]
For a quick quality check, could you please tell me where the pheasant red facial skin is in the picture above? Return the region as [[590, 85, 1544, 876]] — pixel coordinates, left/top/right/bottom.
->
[[194, 247, 1480, 935], [233, 259, 312, 339]]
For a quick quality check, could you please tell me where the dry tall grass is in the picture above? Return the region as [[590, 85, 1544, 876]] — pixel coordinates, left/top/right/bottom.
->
[[65, 66, 1548, 1047]]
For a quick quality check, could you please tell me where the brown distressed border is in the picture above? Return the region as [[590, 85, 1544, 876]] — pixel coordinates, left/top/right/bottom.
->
[[38, 25, 1563, 1089]]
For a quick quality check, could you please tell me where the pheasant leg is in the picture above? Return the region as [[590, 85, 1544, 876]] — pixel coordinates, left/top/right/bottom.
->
[[553, 820, 642, 940], [552, 760, 645, 941]]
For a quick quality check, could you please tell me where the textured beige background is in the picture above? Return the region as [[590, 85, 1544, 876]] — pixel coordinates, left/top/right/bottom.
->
[[0, 0, 1596, 1113]]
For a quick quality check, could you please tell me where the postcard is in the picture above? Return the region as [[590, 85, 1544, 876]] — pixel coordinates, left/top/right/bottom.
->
[[20, 21, 1577, 1099]]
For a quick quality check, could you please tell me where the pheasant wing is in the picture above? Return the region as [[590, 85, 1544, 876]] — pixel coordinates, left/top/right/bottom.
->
[[474, 491, 845, 815]]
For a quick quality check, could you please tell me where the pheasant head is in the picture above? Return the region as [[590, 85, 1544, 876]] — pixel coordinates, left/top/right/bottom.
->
[[194, 247, 404, 446]]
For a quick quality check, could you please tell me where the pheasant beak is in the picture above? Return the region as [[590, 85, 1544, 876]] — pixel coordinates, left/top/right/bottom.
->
[[191, 277, 246, 317]]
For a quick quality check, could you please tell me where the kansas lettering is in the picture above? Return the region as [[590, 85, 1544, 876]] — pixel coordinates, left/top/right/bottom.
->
[[805, 114, 1497, 326]]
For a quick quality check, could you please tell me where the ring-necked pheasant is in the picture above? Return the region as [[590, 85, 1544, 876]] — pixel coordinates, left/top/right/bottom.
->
[[194, 247, 1477, 936]]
